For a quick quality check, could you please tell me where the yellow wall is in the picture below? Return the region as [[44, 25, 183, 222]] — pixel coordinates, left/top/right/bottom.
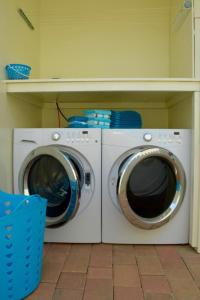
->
[[40, 0, 171, 78], [170, 0, 193, 77], [168, 94, 193, 128], [0, 92, 42, 129], [0, 0, 40, 79], [0, 129, 12, 192], [0, 82, 42, 192], [0, 0, 193, 79]]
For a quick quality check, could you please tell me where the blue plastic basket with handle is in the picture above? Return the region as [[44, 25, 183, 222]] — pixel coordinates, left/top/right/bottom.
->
[[0, 190, 47, 300], [5, 64, 31, 80]]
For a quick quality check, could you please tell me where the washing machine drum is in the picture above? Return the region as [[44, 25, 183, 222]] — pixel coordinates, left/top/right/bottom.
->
[[117, 146, 186, 229], [19, 146, 82, 227]]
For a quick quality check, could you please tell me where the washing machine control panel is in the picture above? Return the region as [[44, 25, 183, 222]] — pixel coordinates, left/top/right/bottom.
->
[[143, 131, 182, 144], [51, 130, 99, 144]]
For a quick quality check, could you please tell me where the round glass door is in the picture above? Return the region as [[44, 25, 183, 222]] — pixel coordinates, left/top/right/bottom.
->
[[117, 147, 186, 229], [19, 146, 80, 227]]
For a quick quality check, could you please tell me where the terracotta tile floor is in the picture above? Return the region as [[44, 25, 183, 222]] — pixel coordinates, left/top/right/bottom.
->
[[26, 243, 200, 300]]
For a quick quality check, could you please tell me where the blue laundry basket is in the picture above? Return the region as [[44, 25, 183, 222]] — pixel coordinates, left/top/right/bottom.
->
[[0, 191, 47, 300], [5, 64, 31, 80]]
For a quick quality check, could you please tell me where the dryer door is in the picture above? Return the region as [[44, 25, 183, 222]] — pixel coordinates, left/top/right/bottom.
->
[[19, 146, 81, 227], [117, 146, 186, 229]]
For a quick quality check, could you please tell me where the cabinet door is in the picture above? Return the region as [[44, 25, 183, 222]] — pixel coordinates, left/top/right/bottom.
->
[[195, 19, 200, 77]]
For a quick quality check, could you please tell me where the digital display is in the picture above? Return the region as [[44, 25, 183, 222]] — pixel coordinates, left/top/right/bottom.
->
[[174, 132, 180, 135], [82, 131, 88, 134]]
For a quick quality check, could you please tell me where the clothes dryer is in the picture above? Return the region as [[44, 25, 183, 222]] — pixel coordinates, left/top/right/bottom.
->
[[102, 129, 191, 244], [13, 128, 101, 243]]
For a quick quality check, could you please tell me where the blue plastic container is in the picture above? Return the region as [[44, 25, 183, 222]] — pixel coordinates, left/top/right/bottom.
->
[[110, 110, 142, 129], [0, 191, 47, 300], [5, 64, 31, 80]]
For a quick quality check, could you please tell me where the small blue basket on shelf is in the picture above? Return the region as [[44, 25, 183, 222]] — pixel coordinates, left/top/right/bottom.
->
[[5, 64, 31, 80], [0, 190, 47, 300]]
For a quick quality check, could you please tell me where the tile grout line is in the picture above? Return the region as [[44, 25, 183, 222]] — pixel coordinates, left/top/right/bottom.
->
[[111, 244, 114, 300], [112, 244, 114, 300], [133, 244, 145, 300], [82, 244, 93, 300], [154, 244, 176, 299], [180, 255, 200, 291], [112, 244, 114, 298], [50, 246, 72, 299]]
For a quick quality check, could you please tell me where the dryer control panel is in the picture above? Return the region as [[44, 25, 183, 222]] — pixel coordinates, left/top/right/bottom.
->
[[143, 131, 182, 144]]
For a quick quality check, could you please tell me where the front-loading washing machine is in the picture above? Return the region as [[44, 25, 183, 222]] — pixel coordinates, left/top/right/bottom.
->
[[13, 128, 101, 243], [102, 129, 191, 244]]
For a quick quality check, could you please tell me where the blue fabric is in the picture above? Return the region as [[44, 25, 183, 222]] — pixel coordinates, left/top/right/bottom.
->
[[62, 180, 78, 222]]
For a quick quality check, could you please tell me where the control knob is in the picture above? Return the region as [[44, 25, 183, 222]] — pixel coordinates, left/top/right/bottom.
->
[[143, 133, 152, 142], [52, 132, 61, 141]]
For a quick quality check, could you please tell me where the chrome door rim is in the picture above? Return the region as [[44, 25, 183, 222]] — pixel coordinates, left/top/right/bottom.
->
[[117, 146, 186, 229], [19, 146, 80, 226]]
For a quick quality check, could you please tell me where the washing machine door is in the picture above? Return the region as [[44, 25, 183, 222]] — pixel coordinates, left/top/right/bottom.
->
[[117, 146, 186, 229], [19, 146, 81, 227]]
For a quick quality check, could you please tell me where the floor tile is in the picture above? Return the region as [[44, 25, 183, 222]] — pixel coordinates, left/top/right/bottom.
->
[[62, 252, 90, 273], [137, 256, 164, 275], [42, 261, 65, 283], [70, 244, 92, 255], [113, 264, 141, 287], [169, 278, 200, 300], [134, 245, 157, 257], [53, 289, 83, 300], [89, 244, 112, 268], [87, 267, 112, 279], [141, 275, 171, 294], [176, 245, 200, 258], [182, 255, 200, 264], [44, 243, 70, 264], [93, 244, 112, 252], [50, 243, 71, 253], [156, 245, 181, 264], [113, 245, 136, 265], [182, 256, 200, 287], [83, 279, 113, 300], [162, 259, 193, 280], [43, 243, 51, 257], [145, 293, 174, 300], [56, 272, 86, 290], [113, 245, 134, 252], [114, 287, 144, 300], [26, 244, 200, 300], [89, 254, 112, 268], [26, 283, 56, 300]]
